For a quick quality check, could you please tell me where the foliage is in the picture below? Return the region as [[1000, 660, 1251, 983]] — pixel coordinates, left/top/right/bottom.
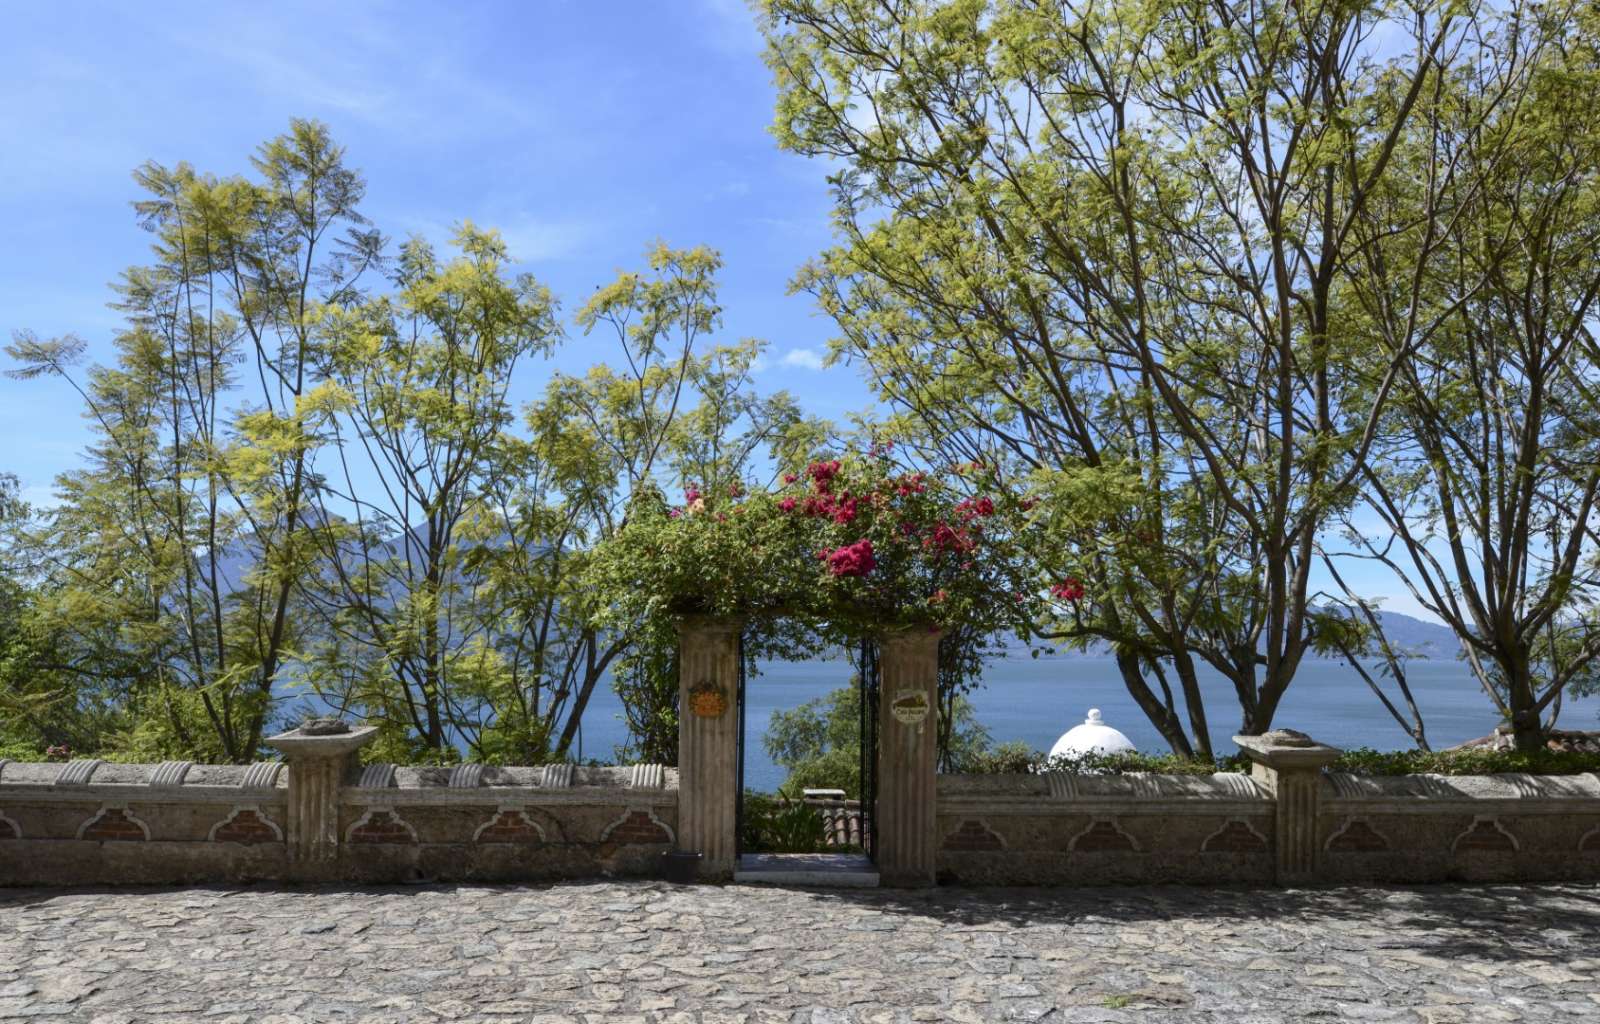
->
[[756, 0, 1600, 759], [1330, 747, 1600, 777], [763, 677, 1004, 797], [740, 789, 835, 854]]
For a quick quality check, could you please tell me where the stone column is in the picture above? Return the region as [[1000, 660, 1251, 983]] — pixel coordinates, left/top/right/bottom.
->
[[876, 628, 941, 887], [265, 722, 377, 880], [677, 616, 743, 879], [1233, 729, 1342, 885]]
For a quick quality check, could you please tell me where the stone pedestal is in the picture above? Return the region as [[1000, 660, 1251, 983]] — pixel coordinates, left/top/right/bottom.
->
[[265, 724, 377, 879], [877, 629, 941, 887], [1233, 729, 1341, 885], [677, 617, 743, 879]]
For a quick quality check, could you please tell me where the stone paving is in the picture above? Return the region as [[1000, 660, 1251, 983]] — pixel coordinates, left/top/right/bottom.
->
[[1, 881, 1598, 1023]]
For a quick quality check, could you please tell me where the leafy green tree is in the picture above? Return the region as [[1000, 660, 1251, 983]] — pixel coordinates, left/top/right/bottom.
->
[[1336, 1, 1600, 749], [7, 120, 382, 761], [760, 0, 1502, 754], [297, 226, 562, 760], [541, 245, 816, 763]]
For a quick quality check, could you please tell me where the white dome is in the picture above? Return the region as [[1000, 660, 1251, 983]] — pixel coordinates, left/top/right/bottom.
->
[[1049, 708, 1136, 759]]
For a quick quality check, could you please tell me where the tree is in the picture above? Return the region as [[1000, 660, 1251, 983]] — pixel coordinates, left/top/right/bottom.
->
[[1338, 1, 1600, 749], [761, 0, 1490, 754], [296, 226, 562, 760], [7, 120, 382, 761], [537, 244, 816, 763]]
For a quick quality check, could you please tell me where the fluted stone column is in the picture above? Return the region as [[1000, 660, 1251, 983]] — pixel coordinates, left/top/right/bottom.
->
[[265, 723, 377, 880], [877, 628, 941, 887], [677, 616, 743, 879], [1233, 729, 1342, 885]]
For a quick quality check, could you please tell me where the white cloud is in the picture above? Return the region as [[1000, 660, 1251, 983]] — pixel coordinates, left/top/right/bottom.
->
[[780, 347, 827, 370]]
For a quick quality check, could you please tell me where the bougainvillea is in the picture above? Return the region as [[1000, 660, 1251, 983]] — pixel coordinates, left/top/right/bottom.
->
[[585, 450, 1038, 638]]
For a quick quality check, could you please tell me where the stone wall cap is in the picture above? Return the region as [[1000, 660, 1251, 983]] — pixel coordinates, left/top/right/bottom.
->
[[265, 724, 379, 758], [1233, 731, 1342, 768]]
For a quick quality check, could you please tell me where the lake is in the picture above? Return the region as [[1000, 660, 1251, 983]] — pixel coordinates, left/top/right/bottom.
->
[[562, 655, 1596, 792]]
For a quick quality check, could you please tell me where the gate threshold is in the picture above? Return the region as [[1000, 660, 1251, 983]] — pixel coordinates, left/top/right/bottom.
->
[[733, 853, 879, 888]]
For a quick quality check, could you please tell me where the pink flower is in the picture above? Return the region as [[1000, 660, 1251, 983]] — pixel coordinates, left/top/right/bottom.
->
[[830, 495, 859, 524], [668, 508, 682, 519], [779, 497, 798, 513], [808, 459, 842, 492], [822, 539, 876, 577], [955, 496, 995, 521], [783, 472, 798, 485], [1051, 577, 1086, 603], [924, 523, 976, 555], [684, 484, 702, 504]]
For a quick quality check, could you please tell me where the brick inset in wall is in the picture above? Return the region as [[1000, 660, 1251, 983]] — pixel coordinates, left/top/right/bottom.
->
[[1326, 819, 1389, 853], [80, 808, 147, 842], [1582, 828, 1600, 854], [348, 810, 417, 844], [212, 809, 281, 845], [1454, 819, 1516, 853], [942, 819, 1004, 851], [604, 810, 672, 845], [1203, 820, 1268, 854], [0, 815, 16, 840], [1071, 819, 1137, 852], [476, 810, 545, 844]]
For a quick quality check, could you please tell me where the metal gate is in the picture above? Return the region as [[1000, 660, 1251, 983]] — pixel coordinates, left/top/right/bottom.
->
[[858, 636, 880, 862], [733, 633, 880, 860]]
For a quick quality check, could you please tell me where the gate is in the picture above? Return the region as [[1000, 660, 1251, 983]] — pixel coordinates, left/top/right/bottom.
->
[[732, 632, 881, 860], [857, 636, 879, 861]]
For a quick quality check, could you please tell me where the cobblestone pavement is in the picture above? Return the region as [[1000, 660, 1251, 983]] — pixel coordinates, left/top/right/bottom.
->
[[2, 881, 1599, 1023]]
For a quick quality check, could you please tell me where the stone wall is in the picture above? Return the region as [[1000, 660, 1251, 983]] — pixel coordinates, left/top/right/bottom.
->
[[0, 755, 678, 886], [936, 768, 1600, 886]]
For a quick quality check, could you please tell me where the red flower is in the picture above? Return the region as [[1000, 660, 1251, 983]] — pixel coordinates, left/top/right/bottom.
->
[[684, 484, 702, 504], [955, 496, 995, 521], [895, 473, 927, 496], [822, 539, 876, 577], [1051, 577, 1086, 603], [1019, 497, 1039, 511], [779, 497, 798, 513], [783, 472, 798, 485], [808, 459, 842, 492], [831, 495, 859, 524], [924, 523, 976, 555]]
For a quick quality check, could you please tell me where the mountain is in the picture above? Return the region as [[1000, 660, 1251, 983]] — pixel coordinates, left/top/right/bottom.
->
[[1002, 610, 1462, 662]]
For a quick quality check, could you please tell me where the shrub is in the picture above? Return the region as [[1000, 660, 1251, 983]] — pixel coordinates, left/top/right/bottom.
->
[[1331, 746, 1600, 776]]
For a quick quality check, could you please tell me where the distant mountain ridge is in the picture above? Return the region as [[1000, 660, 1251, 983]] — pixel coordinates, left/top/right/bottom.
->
[[1008, 611, 1463, 662]]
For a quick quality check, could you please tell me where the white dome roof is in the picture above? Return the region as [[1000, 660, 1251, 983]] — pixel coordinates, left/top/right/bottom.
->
[[1049, 708, 1136, 759]]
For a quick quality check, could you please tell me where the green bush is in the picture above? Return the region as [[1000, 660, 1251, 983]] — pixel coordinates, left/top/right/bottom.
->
[[740, 790, 835, 853], [1330, 746, 1600, 776]]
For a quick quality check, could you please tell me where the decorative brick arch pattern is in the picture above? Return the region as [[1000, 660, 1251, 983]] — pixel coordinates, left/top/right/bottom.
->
[[1069, 818, 1139, 852], [600, 808, 674, 846], [76, 806, 150, 841], [1579, 825, 1600, 854], [346, 808, 418, 844], [1325, 818, 1390, 853], [474, 808, 547, 845], [942, 819, 1005, 851], [1202, 819, 1268, 854], [1453, 817, 1518, 854], [208, 806, 284, 844], [0, 809, 18, 840]]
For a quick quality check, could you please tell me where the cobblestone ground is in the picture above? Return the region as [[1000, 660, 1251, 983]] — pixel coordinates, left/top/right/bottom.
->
[[2, 881, 1599, 1023]]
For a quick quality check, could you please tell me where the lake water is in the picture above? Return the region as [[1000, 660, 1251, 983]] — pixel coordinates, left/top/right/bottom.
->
[[561, 655, 1596, 792]]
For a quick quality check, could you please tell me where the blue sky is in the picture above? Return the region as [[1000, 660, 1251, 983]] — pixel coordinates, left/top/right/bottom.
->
[[0, 0, 1445, 623], [0, 0, 874, 507]]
